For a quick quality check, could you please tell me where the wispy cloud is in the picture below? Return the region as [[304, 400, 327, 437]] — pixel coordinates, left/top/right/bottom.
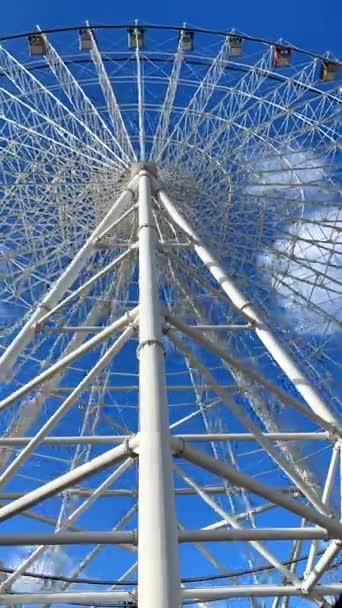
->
[[252, 150, 341, 335]]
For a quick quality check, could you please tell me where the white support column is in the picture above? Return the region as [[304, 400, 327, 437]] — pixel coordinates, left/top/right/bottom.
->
[[0, 178, 137, 381], [168, 329, 329, 515], [0, 310, 137, 413], [305, 443, 340, 577], [156, 184, 340, 429], [166, 312, 333, 432], [172, 438, 342, 539], [137, 169, 180, 608], [0, 437, 138, 522], [0, 327, 135, 490], [1, 586, 342, 605]]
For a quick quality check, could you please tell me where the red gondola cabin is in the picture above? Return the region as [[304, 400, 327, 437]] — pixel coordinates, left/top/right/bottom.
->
[[273, 46, 292, 68]]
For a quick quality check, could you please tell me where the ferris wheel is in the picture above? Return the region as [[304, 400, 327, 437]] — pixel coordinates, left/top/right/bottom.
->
[[0, 22, 341, 608]]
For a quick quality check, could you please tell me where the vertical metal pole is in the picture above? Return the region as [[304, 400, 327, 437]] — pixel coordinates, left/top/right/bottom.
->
[[137, 169, 180, 608]]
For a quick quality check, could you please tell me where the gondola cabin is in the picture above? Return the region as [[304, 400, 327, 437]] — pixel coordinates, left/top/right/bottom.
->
[[320, 60, 338, 82], [180, 30, 194, 52], [128, 27, 145, 50], [79, 28, 93, 51], [27, 33, 46, 56], [227, 35, 243, 57], [273, 46, 292, 68]]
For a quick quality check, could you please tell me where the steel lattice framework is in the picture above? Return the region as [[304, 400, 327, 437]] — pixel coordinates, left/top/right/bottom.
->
[[0, 22, 341, 608]]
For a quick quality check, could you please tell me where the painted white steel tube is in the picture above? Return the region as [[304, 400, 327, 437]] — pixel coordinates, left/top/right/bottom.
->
[[305, 443, 340, 576], [137, 170, 180, 608], [179, 528, 337, 542], [0, 586, 342, 605], [0, 309, 137, 413], [0, 178, 137, 381], [175, 439, 342, 539], [302, 539, 341, 592], [0, 437, 138, 522], [0, 432, 329, 446], [157, 186, 340, 428], [0, 527, 332, 546], [0, 327, 134, 490], [182, 585, 342, 600], [167, 313, 332, 431], [0, 531, 137, 546]]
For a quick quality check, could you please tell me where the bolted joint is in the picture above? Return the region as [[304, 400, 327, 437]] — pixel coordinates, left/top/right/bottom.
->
[[171, 437, 186, 458], [137, 339, 165, 358], [124, 438, 139, 459], [138, 222, 158, 233]]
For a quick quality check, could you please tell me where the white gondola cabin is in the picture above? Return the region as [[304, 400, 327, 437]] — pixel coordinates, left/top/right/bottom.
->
[[27, 33, 46, 56], [227, 35, 243, 57], [273, 46, 292, 68], [79, 28, 94, 51], [180, 30, 194, 52], [128, 27, 145, 50], [320, 60, 338, 82]]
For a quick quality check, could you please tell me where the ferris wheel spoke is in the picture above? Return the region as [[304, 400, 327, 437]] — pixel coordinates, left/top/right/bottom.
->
[[0, 46, 123, 168], [85, 26, 136, 162], [157, 36, 232, 164], [0, 178, 137, 380], [150, 32, 184, 160], [38, 28, 131, 169], [0, 99, 116, 174], [133, 28, 146, 161], [167, 48, 274, 167], [188, 93, 339, 181], [269, 272, 342, 332], [0, 25, 340, 604]]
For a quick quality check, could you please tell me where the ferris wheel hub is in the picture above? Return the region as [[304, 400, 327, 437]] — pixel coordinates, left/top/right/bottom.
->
[[131, 161, 158, 177]]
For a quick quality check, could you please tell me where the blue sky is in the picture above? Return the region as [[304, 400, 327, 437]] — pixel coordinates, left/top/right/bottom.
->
[[0, 0, 341, 603], [2, 0, 341, 57]]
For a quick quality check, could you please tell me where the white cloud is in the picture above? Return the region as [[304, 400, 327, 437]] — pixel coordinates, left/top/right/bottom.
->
[[8, 547, 71, 594], [258, 206, 342, 335]]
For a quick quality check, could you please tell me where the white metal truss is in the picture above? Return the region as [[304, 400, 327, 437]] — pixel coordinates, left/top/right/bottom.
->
[[0, 23, 341, 608]]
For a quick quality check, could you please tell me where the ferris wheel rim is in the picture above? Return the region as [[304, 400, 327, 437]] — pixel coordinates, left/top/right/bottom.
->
[[0, 19, 335, 604], [0, 22, 341, 66]]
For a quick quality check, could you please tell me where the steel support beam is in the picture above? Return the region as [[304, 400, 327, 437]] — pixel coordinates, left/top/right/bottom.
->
[[0, 586, 341, 605], [156, 184, 340, 429], [173, 439, 342, 538], [137, 169, 180, 608], [0, 527, 334, 546], [0, 432, 328, 447], [0, 178, 137, 380], [0, 309, 138, 413], [0, 437, 138, 522]]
